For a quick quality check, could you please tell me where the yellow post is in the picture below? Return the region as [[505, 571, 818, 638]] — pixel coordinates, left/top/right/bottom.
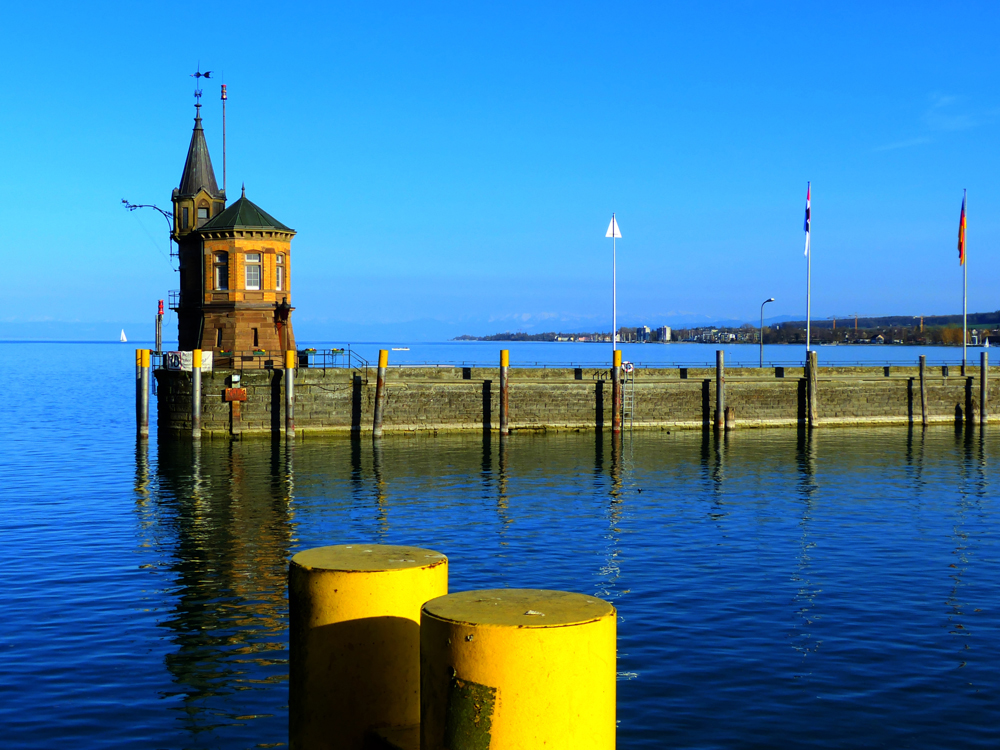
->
[[289, 544, 448, 750], [373, 350, 389, 437], [137, 349, 150, 437], [499, 349, 510, 436], [191, 349, 202, 439], [612, 350, 623, 434], [285, 349, 296, 439], [421, 589, 616, 750]]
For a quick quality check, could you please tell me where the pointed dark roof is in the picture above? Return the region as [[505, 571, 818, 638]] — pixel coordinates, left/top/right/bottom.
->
[[178, 109, 222, 197], [199, 190, 293, 232]]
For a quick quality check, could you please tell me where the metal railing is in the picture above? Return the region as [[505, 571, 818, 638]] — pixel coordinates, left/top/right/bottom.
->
[[296, 347, 371, 380]]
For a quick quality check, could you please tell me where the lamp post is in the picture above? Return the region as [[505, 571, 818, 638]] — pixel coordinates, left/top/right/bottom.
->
[[760, 297, 775, 368]]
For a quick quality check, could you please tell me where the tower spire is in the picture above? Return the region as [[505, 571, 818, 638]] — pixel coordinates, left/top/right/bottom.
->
[[177, 67, 222, 199]]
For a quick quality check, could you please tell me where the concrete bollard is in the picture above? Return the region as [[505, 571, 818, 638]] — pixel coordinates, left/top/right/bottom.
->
[[499, 349, 510, 436], [807, 350, 819, 428], [611, 350, 622, 434], [420, 589, 616, 750], [191, 349, 202, 440], [981, 351, 989, 426], [136, 349, 150, 438], [286, 349, 296, 439], [919, 355, 928, 427], [373, 349, 388, 438], [289, 544, 448, 750], [715, 350, 725, 431]]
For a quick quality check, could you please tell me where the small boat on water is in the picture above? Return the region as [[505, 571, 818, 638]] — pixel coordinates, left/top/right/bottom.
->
[[120, 329, 127, 343], [392, 347, 410, 351]]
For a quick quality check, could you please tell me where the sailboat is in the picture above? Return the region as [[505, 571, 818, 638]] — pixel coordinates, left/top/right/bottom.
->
[[985, 338, 990, 348], [120, 329, 127, 343]]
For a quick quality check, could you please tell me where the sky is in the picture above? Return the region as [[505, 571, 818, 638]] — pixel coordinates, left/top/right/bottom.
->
[[3, 1, 999, 341]]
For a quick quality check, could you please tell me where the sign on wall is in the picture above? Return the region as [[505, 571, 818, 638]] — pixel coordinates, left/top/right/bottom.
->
[[164, 351, 214, 372]]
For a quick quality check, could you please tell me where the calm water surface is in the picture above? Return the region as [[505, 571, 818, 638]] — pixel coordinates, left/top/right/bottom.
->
[[1, 343, 998, 748]]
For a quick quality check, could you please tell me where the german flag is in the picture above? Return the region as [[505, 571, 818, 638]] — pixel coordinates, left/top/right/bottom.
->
[[958, 190, 967, 265]]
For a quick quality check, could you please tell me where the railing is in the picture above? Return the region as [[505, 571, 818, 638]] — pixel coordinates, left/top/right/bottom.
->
[[297, 347, 371, 380], [214, 350, 285, 371]]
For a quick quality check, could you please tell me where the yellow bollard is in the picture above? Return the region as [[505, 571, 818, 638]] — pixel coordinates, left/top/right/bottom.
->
[[420, 589, 616, 750], [289, 544, 449, 750]]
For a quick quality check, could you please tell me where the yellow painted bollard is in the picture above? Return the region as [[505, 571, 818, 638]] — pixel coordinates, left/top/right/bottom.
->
[[421, 589, 616, 750], [611, 350, 622, 434], [285, 349, 296, 439], [191, 349, 202, 439], [136, 349, 150, 438], [289, 544, 448, 750], [373, 349, 388, 438], [499, 349, 510, 436]]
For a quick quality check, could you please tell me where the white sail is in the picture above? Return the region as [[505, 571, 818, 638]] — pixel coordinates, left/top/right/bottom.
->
[[120, 329, 127, 343]]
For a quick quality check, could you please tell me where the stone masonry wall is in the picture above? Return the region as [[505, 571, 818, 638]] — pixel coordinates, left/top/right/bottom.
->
[[154, 364, 997, 438]]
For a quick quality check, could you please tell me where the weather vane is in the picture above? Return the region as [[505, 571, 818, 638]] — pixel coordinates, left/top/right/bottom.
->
[[191, 65, 212, 109]]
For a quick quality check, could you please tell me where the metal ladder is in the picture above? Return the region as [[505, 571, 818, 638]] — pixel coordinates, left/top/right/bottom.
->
[[621, 366, 635, 430]]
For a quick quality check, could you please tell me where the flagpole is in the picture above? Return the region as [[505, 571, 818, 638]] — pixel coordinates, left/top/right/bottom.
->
[[806, 232, 811, 354], [613, 213, 617, 353], [963, 189, 968, 374], [804, 182, 811, 356]]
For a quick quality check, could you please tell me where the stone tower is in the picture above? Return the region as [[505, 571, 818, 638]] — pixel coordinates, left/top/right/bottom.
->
[[171, 102, 226, 349], [170, 103, 296, 355], [196, 186, 296, 354]]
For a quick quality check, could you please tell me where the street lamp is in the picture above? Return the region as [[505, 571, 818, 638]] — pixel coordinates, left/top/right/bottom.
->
[[760, 297, 775, 368]]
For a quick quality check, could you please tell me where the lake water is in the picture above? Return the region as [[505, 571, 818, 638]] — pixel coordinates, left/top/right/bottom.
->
[[1, 342, 998, 749]]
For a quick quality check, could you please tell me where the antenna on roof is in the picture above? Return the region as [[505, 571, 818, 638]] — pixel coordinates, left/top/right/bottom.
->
[[221, 75, 228, 195]]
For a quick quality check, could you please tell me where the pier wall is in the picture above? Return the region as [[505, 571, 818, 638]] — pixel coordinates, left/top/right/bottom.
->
[[154, 365, 995, 438]]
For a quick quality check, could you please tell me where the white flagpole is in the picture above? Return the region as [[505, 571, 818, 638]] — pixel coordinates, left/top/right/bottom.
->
[[806, 232, 812, 354], [805, 182, 811, 355], [963, 189, 968, 374], [613, 218, 617, 353]]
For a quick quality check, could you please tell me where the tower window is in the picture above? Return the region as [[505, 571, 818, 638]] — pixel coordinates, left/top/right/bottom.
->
[[197, 206, 209, 226], [245, 253, 261, 290], [276, 254, 285, 291], [182, 207, 189, 229], [214, 252, 229, 290], [216, 328, 223, 348], [252, 328, 259, 348]]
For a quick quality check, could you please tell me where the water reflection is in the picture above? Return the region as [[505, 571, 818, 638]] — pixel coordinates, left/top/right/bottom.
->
[[148, 437, 294, 745], [789, 430, 821, 663], [124, 427, 1000, 750]]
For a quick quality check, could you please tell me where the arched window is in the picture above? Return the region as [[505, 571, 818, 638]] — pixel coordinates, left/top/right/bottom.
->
[[214, 252, 229, 290]]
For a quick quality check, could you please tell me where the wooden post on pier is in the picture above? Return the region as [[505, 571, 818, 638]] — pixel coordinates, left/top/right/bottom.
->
[[807, 350, 819, 428], [372, 349, 387, 438], [981, 351, 989, 426], [285, 349, 296, 439], [612, 350, 622, 434], [499, 349, 510, 436], [136, 349, 150, 438], [919, 355, 929, 427], [724, 406, 736, 431], [715, 350, 725, 431], [191, 349, 202, 439]]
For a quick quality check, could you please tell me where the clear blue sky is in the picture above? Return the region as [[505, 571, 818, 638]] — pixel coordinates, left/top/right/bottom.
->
[[3, 1, 999, 341]]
